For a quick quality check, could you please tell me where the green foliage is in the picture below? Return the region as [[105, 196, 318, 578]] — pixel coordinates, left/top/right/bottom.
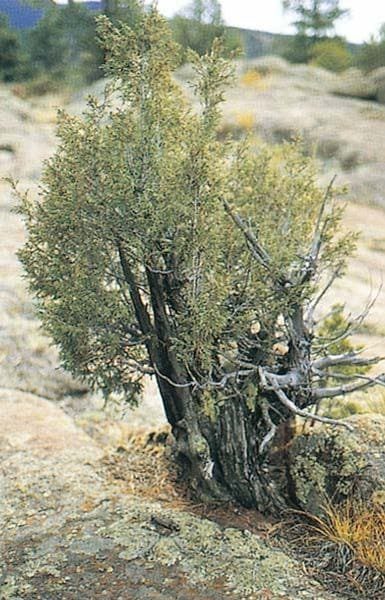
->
[[18, 73, 63, 97], [18, 1, 144, 91], [283, 0, 348, 40], [18, 9, 355, 402], [316, 303, 369, 394], [317, 304, 358, 357], [310, 38, 351, 71], [0, 15, 24, 82], [282, 33, 313, 63], [355, 25, 385, 73], [179, 0, 224, 26], [170, 0, 241, 58], [27, 3, 103, 85], [282, 1, 349, 64], [103, 0, 143, 27]]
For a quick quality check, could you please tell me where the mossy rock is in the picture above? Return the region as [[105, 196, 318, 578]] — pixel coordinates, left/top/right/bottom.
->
[[289, 414, 385, 515], [370, 66, 385, 84]]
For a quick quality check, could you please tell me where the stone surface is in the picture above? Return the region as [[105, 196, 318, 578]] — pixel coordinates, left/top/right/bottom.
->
[[0, 389, 340, 599], [332, 68, 377, 100], [289, 414, 385, 514]]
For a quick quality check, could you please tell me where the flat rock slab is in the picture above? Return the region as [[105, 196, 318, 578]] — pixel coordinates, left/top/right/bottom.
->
[[0, 390, 341, 599], [0, 389, 102, 455]]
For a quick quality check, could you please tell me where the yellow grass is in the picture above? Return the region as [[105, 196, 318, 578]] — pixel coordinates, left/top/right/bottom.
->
[[235, 110, 256, 131], [240, 70, 270, 91], [308, 500, 385, 574]]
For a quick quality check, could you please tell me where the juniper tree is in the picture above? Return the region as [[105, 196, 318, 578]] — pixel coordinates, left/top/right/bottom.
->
[[282, 0, 349, 63], [27, 2, 102, 84], [283, 0, 348, 40], [0, 15, 24, 82], [18, 9, 384, 512], [103, 0, 143, 26]]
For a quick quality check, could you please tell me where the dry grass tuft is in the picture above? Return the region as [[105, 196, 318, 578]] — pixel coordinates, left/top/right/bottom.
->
[[271, 501, 385, 598], [308, 500, 385, 575], [100, 425, 191, 508]]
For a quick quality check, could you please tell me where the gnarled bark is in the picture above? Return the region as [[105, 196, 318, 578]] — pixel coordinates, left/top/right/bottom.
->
[[117, 199, 385, 513]]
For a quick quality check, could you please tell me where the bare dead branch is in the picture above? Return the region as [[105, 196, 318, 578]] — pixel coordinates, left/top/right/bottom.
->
[[153, 363, 253, 390], [145, 265, 174, 275], [313, 352, 382, 370], [288, 179, 337, 290], [125, 358, 155, 375], [315, 370, 385, 387], [264, 372, 353, 430], [309, 176, 336, 263], [306, 266, 342, 326], [313, 282, 383, 349], [259, 398, 277, 454], [153, 364, 197, 389], [313, 375, 385, 400]]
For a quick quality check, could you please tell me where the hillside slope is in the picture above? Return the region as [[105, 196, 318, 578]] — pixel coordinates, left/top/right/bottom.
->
[[0, 65, 384, 597]]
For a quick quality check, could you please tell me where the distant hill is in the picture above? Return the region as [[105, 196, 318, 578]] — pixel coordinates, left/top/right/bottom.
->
[[230, 27, 290, 59], [0, 1, 360, 59], [0, 0, 101, 30], [231, 26, 361, 59]]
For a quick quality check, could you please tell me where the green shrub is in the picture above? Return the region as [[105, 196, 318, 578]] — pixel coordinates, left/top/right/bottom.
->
[[170, 0, 241, 59], [310, 38, 351, 72], [282, 34, 313, 64], [18, 74, 66, 98], [355, 35, 385, 73], [0, 15, 25, 82], [27, 3, 103, 85], [17, 9, 372, 512]]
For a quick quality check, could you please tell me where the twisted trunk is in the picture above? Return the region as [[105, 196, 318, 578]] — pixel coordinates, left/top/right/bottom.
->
[[143, 264, 290, 510], [160, 383, 290, 511], [117, 239, 378, 513]]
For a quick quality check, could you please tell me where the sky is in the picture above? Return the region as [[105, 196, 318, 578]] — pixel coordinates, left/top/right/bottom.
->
[[156, 0, 384, 43], [54, 1, 385, 44]]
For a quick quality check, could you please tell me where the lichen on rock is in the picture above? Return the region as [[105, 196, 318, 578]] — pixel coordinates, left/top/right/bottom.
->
[[98, 498, 336, 597], [289, 414, 385, 514]]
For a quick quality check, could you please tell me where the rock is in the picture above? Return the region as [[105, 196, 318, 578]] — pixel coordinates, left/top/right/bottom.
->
[[370, 66, 385, 85], [0, 390, 339, 600], [332, 66, 385, 104], [332, 69, 377, 100], [376, 83, 385, 104], [289, 414, 385, 515]]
